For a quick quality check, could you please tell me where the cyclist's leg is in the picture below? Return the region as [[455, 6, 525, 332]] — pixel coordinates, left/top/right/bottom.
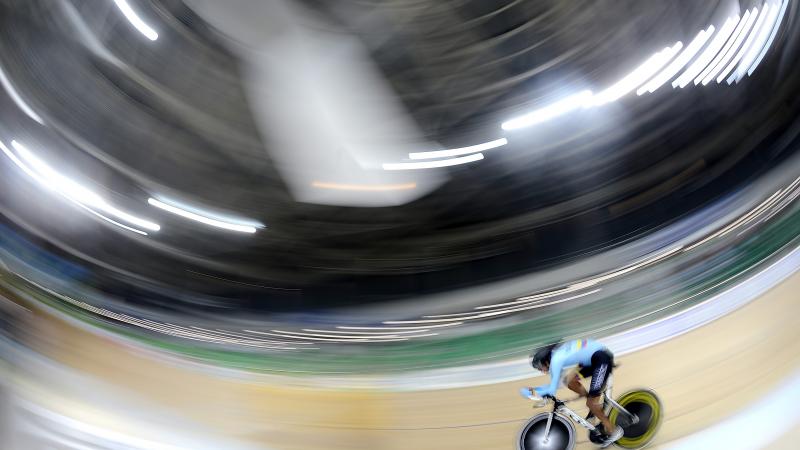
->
[[567, 367, 590, 397], [584, 350, 616, 435], [587, 394, 614, 434]]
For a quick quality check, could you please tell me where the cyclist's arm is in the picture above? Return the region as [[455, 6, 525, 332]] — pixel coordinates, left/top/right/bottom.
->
[[535, 356, 565, 397]]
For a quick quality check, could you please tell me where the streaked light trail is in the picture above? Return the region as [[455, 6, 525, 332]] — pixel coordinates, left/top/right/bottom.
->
[[0, 65, 44, 124], [501, 91, 593, 130], [592, 43, 681, 105], [382, 153, 484, 170], [717, 5, 771, 83], [700, 9, 756, 85], [312, 181, 417, 191], [735, 1, 784, 82], [388, 1, 788, 170], [674, 18, 736, 88], [638, 28, 712, 95], [1, 139, 159, 234], [409, 138, 508, 159], [748, 0, 790, 76], [147, 198, 261, 233], [113, 0, 159, 41]]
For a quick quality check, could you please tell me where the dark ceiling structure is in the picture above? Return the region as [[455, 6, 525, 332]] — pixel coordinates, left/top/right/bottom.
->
[[0, 0, 798, 317]]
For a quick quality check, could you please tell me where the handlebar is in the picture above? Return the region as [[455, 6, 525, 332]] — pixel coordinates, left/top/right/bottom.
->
[[519, 388, 582, 405]]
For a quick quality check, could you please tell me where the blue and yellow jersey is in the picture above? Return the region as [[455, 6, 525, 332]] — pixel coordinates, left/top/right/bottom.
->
[[534, 339, 607, 397]]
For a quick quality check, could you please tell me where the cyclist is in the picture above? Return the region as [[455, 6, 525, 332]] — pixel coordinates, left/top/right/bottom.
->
[[529, 339, 623, 447]]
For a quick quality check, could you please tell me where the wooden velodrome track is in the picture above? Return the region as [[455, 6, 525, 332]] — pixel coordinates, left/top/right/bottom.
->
[[8, 268, 800, 449]]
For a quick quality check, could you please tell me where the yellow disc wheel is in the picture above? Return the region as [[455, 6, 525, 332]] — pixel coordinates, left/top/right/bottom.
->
[[608, 390, 662, 449]]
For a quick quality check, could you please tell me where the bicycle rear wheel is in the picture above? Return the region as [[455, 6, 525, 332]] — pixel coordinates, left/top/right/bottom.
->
[[609, 389, 663, 449], [518, 413, 575, 450]]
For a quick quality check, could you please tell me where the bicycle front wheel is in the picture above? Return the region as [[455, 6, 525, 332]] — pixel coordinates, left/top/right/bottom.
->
[[518, 412, 575, 450], [609, 389, 663, 449]]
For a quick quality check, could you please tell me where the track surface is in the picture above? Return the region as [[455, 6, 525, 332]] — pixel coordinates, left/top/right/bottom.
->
[[7, 269, 800, 449]]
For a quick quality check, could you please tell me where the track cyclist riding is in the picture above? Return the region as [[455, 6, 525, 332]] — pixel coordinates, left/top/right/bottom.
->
[[529, 339, 623, 447]]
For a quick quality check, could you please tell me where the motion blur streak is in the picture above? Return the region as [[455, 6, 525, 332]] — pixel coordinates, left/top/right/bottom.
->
[[500, 91, 593, 130], [728, 4, 780, 83], [474, 246, 681, 311], [0, 65, 44, 124], [637, 29, 712, 95], [381, 152, 484, 170], [592, 43, 681, 106], [13, 141, 159, 232], [701, 9, 757, 85], [337, 323, 463, 331], [749, 0, 791, 75], [76, 204, 149, 236], [717, 5, 771, 83], [147, 198, 260, 233], [408, 138, 508, 159], [303, 329, 432, 335], [2, 0, 800, 448], [684, 189, 784, 251], [388, 0, 787, 171], [0, 140, 159, 233], [734, 16, 776, 82], [112, 0, 159, 41], [20, 402, 186, 450], [391, 290, 601, 324], [311, 181, 417, 191], [28, 282, 302, 349], [674, 17, 736, 88], [430, 289, 602, 320], [694, 13, 747, 84], [667, 368, 800, 450]]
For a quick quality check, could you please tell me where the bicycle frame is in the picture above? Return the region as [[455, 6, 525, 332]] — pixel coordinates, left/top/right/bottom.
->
[[602, 375, 639, 426], [537, 374, 638, 437], [551, 399, 597, 432]]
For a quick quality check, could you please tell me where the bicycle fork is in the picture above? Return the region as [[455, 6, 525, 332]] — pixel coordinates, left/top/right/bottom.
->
[[542, 413, 554, 444]]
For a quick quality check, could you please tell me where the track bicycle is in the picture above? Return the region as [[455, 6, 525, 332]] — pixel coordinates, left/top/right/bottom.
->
[[518, 374, 662, 449]]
